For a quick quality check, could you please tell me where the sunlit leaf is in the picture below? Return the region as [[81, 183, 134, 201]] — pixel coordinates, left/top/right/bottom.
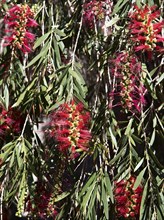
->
[[34, 32, 51, 49]]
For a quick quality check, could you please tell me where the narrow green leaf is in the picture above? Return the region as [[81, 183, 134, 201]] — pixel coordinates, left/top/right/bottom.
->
[[136, 0, 141, 7], [15, 146, 22, 168], [125, 118, 133, 136], [54, 28, 66, 37], [131, 134, 142, 144], [0, 143, 15, 163], [79, 173, 97, 197], [73, 79, 86, 99], [54, 192, 70, 202], [112, 0, 129, 15], [1, 141, 14, 151], [149, 129, 156, 146], [105, 16, 120, 27], [26, 42, 49, 68], [4, 85, 9, 109], [150, 66, 159, 77], [12, 91, 26, 108], [131, 145, 139, 161], [88, 185, 97, 213], [104, 172, 114, 203], [82, 182, 96, 214], [16, 171, 27, 216], [134, 158, 144, 172], [101, 181, 109, 219], [129, 136, 136, 146], [133, 167, 147, 190], [156, 113, 164, 132], [153, 117, 157, 128], [33, 32, 51, 49], [12, 78, 37, 107], [147, 148, 164, 169], [53, 37, 61, 65], [9, 150, 15, 168], [109, 127, 117, 148], [24, 139, 32, 151], [139, 179, 149, 220], [109, 146, 126, 165], [69, 68, 86, 86], [156, 73, 164, 86], [156, 207, 164, 220]]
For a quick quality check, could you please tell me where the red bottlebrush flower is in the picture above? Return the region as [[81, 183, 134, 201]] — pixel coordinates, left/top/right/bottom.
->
[[115, 195, 127, 204], [115, 179, 127, 186], [0, 106, 23, 138], [25, 182, 58, 219], [83, 0, 112, 30], [109, 51, 146, 113], [114, 176, 143, 219], [130, 211, 135, 217], [26, 17, 38, 27], [25, 32, 35, 41], [129, 4, 164, 53], [3, 4, 38, 53], [116, 206, 130, 218], [48, 100, 91, 158], [114, 186, 125, 195], [133, 185, 143, 194]]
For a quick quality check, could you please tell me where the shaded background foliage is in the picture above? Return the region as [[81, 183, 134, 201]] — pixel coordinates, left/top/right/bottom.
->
[[0, 0, 163, 219]]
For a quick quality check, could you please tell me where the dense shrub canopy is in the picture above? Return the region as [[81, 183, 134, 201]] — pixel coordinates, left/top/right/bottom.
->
[[0, 0, 163, 219]]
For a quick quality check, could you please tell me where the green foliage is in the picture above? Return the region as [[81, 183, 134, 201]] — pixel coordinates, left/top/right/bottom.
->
[[0, 0, 163, 219]]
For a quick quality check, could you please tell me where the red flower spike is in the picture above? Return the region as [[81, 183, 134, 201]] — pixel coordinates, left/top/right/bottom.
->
[[3, 4, 38, 53], [0, 106, 23, 138], [109, 51, 146, 113], [129, 4, 164, 53], [134, 185, 143, 194], [114, 176, 143, 218], [83, 0, 113, 30], [114, 186, 125, 195], [115, 179, 127, 186], [48, 100, 91, 158], [115, 195, 127, 204], [25, 182, 58, 219]]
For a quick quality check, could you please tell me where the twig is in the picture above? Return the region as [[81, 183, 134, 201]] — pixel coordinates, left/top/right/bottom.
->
[[71, 13, 83, 69]]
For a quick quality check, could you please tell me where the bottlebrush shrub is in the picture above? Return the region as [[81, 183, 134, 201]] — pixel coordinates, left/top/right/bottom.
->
[[114, 176, 143, 219], [129, 4, 164, 53], [25, 182, 58, 219], [0, 106, 23, 138], [83, 0, 112, 30], [48, 100, 91, 158], [109, 51, 146, 113], [3, 4, 38, 53]]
